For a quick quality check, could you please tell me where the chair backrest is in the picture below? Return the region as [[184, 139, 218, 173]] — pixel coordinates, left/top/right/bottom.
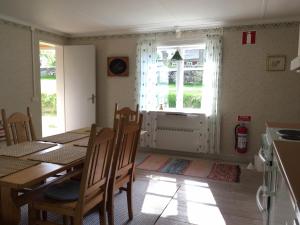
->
[[113, 104, 139, 131], [1, 107, 36, 146], [111, 114, 143, 182], [77, 125, 116, 211]]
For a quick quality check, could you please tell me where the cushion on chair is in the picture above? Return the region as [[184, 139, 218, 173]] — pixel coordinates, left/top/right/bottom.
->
[[44, 180, 81, 202]]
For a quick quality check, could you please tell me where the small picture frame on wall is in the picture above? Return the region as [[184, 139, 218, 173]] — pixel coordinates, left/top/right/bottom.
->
[[107, 57, 129, 77], [266, 55, 286, 71]]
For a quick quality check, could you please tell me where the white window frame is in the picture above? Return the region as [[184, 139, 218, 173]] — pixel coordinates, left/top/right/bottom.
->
[[157, 44, 205, 113]]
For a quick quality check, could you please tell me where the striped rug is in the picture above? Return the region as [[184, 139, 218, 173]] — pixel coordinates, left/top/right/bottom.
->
[[137, 153, 240, 183]]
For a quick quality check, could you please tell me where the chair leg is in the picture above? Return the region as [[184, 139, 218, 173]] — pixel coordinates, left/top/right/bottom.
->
[[63, 215, 69, 225], [99, 202, 107, 225], [118, 188, 123, 194], [42, 210, 47, 221], [107, 195, 115, 225], [28, 203, 39, 225], [133, 167, 136, 182], [126, 181, 133, 220], [73, 215, 83, 225], [70, 216, 74, 225]]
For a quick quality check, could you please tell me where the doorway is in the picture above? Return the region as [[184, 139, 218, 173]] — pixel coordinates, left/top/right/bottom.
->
[[39, 42, 65, 137]]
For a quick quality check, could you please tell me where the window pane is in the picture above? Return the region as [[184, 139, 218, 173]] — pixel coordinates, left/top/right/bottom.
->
[[183, 70, 203, 109], [168, 71, 177, 108], [157, 48, 177, 109], [157, 46, 205, 111], [184, 49, 204, 69], [157, 69, 177, 109]]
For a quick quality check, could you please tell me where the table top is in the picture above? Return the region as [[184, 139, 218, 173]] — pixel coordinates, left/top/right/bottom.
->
[[0, 127, 146, 189], [0, 143, 85, 189], [0, 127, 92, 189]]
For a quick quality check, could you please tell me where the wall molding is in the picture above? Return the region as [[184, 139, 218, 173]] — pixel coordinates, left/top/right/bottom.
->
[[0, 17, 30, 31], [223, 21, 299, 32], [0, 16, 299, 41], [0, 16, 69, 39], [70, 21, 300, 41]]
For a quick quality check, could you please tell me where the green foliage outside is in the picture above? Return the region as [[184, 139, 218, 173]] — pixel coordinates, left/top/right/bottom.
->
[[41, 75, 56, 80], [41, 93, 57, 115], [40, 51, 56, 67], [168, 93, 176, 107], [167, 83, 202, 108], [183, 93, 201, 108]]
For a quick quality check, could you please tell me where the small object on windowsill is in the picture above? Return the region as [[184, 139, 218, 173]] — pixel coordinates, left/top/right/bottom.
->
[[159, 104, 163, 110]]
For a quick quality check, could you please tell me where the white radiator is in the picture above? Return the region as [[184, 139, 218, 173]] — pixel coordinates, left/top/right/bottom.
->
[[155, 113, 206, 153]]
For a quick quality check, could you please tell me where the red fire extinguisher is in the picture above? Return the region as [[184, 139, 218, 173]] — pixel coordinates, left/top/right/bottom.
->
[[235, 123, 248, 153]]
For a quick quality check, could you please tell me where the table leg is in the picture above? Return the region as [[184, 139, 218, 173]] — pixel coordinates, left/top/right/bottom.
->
[[1, 187, 20, 225]]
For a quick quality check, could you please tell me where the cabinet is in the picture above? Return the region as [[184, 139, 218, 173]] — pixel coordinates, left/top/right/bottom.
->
[[269, 155, 298, 225]]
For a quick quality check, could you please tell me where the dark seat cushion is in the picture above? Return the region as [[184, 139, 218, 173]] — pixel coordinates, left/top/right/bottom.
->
[[44, 180, 81, 202]]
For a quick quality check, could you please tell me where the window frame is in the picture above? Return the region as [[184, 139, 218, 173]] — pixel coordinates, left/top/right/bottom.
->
[[157, 44, 205, 113]]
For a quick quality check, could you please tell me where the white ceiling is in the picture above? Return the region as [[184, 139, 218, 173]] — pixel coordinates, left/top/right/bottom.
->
[[0, 0, 299, 36]]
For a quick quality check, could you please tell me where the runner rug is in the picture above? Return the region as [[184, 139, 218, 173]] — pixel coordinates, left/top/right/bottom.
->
[[137, 154, 241, 183]]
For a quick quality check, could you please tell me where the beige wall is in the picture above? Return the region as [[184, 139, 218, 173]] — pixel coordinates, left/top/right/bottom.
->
[[1, 19, 299, 162], [71, 24, 300, 162], [0, 21, 67, 136], [221, 25, 300, 161], [0, 23, 32, 117]]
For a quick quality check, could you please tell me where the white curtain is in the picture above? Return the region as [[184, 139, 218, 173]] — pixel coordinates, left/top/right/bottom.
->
[[135, 35, 222, 152], [135, 38, 158, 111], [135, 38, 158, 148], [202, 34, 223, 154]]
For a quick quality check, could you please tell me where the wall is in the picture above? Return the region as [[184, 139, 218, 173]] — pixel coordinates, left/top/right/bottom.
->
[[71, 24, 300, 162], [221, 24, 300, 162], [1, 18, 299, 162], [0, 22, 32, 120], [0, 20, 67, 136]]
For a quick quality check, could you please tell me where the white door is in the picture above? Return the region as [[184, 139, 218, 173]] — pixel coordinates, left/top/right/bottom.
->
[[64, 45, 96, 131]]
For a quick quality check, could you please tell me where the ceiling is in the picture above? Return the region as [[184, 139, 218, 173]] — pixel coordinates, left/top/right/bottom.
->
[[0, 0, 299, 36]]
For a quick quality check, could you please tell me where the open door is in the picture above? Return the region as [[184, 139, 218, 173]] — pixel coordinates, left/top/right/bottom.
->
[[39, 42, 65, 137], [64, 45, 96, 131]]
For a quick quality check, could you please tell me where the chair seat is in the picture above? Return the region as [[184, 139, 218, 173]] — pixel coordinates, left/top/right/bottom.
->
[[45, 180, 80, 202]]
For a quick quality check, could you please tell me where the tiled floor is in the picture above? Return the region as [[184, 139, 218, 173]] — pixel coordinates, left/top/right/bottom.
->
[[20, 162, 263, 225]]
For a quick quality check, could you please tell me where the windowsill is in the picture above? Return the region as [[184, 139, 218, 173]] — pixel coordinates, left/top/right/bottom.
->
[[143, 108, 205, 115]]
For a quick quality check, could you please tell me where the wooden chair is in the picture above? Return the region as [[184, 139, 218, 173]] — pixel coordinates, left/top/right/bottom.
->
[[107, 114, 143, 225], [1, 107, 36, 146], [113, 103, 139, 132], [29, 125, 117, 225]]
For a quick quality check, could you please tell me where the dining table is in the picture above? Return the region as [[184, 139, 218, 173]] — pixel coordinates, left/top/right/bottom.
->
[[0, 127, 147, 225], [0, 128, 94, 225]]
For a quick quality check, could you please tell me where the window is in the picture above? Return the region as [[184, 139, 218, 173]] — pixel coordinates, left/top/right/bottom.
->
[[156, 44, 205, 112]]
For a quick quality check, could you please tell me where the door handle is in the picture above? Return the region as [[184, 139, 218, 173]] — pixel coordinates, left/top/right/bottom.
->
[[89, 94, 95, 104], [258, 148, 267, 163], [256, 185, 268, 213]]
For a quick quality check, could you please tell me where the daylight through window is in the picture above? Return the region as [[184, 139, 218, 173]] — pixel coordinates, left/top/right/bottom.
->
[[157, 44, 205, 112]]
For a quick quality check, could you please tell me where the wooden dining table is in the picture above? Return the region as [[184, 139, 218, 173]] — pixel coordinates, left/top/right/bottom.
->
[[0, 128, 147, 225], [0, 128, 93, 225]]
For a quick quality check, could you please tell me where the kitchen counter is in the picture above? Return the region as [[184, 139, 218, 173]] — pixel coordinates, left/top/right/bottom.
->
[[273, 140, 300, 219], [266, 121, 300, 129]]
